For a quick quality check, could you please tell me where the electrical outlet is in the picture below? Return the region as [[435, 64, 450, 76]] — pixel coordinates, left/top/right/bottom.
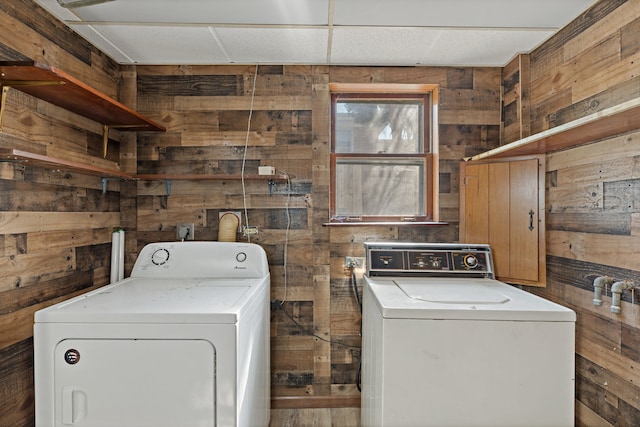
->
[[345, 256, 365, 269], [176, 223, 194, 240], [243, 225, 259, 236]]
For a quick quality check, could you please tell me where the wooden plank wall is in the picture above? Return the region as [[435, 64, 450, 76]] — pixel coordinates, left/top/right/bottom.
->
[[510, 0, 640, 425], [133, 65, 502, 405], [0, 1, 126, 425], [6, 0, 640, 424]]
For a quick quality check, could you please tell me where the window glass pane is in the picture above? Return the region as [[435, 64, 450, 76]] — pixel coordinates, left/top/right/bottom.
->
[[335, 158, 425, 217], [335, 101, 423, 154]]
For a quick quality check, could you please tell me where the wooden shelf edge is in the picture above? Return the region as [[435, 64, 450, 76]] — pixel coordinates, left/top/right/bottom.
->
[[323, 221, 449, 227], [469, 97, 640, 161], [0, 149, 289, 184], [0, 148, 132, 179], [135, 173, 289, 181]]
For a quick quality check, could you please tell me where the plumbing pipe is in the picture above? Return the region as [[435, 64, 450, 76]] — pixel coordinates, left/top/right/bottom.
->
[[109, 230, 123, 283], [593, 276, 614, 306], [610, 280, 635, 314], [117, 229, 125, 281]]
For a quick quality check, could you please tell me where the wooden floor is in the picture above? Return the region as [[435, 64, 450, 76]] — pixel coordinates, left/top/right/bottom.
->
[[269, 408, 360, 427]]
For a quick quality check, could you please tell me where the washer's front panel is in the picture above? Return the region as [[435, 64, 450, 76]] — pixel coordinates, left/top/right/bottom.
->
[[54, 339, 215, 427]]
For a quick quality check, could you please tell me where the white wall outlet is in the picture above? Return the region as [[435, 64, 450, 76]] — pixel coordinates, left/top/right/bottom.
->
[[345, 256, 365, 269], [176, 223, 194, 240], [243, 225, 259, 235], [258, 166, 275, 175]]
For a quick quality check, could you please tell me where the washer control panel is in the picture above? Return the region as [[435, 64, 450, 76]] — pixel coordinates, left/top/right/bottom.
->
[[365, 243, 494, 278]]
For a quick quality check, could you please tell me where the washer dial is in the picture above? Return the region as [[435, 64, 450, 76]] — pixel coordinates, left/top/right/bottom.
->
[[463, 254, 478, 269]]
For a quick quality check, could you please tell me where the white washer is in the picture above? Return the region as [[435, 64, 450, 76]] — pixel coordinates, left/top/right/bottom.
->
[[34, 241, 270, 427], [362, 242, 576, 427]]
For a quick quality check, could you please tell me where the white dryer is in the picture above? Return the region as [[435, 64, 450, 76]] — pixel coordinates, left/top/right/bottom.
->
[[34, 241, 270, 427], [362, 242, 576, 427]]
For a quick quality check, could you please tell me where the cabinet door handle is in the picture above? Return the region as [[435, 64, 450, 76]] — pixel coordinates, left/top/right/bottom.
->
[[529, 210, 535, 231]]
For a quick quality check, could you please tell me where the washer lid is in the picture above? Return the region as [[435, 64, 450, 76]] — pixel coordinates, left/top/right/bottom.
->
[[34, 277, 268, 324], [365, 277, 576, 322], [396, 280, 510, 304]]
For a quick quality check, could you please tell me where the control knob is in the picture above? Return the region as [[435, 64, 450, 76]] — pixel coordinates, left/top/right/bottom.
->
[[463, 254, 478, 269], [151, 248, 170, 265]]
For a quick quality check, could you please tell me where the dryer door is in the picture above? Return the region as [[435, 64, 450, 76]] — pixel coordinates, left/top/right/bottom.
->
[[54, 339, 215, 427]]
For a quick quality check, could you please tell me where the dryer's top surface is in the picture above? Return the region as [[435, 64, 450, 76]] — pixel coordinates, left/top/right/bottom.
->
[[34, 276, 269, 324]]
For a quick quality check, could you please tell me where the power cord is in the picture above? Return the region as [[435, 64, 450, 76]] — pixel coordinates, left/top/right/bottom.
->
[[348, 266, 363, 392], [241, 63, 258, 242], [279, 170, 291, 304], [271, 299, 360, 349], [351, 267, 362, 312]]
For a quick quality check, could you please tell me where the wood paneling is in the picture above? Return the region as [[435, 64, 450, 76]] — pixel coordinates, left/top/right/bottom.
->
[[3, 0, 640, 425], [132, 64, 502, 404], [522, 1, 640, 424], [0, 1, 124, 425]]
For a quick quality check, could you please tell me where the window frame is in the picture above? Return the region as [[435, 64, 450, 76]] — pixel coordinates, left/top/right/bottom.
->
[[329, 83, 439, 224]]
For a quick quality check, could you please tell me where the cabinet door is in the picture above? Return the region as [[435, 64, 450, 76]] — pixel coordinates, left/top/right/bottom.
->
[[460, 156, 545, 287], [460, 162, 489, 244], [489, 162, 511, 280], [508, 159, 540, 283]]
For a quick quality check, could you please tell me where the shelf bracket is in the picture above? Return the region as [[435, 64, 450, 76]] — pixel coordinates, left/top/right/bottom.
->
[[0, 81, 66, 133], [268, 179, 276, 196], [102, 124, 110, 158], [164, 179, 172, 196], [0, 85, 9, 133], [101, 177, 121, 194], [102, 124, 151, 158]]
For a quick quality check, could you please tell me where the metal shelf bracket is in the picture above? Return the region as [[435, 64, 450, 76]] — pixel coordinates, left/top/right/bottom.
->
[[0, 81, 65, 132]]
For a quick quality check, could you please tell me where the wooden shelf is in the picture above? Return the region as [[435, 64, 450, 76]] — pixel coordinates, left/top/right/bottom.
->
[[0, 148, 132, 179], [135, 173, 287, 181], [0, 61, 165, 156], [468, 97, 640, 161], [0, 61, 165, 132], [0, 148, 287, 195]]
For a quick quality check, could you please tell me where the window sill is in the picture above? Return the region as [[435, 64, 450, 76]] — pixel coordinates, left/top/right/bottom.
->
[[323, 221, 449, 227]]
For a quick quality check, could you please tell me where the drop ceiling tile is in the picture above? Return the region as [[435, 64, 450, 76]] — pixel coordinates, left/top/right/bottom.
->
[[333, 0, 597, 28], [70, 25, 230, 64], [214, 28, 328, 64], [331, 27, 554, 66], [424, 29, 555, 66], [35, 0, 597, 66], [59, 0, 329, 25]]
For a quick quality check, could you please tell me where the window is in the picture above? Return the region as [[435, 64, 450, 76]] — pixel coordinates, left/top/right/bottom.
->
[[330, 83, 439, 223]]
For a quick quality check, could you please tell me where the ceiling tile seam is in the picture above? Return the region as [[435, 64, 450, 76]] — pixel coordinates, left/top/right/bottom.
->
[[61, 20, 560, 33], [327, 0, 335, 64], [207, 27, 233, 64], [63, 20, 330, 29], [69, 23, 135, 63]]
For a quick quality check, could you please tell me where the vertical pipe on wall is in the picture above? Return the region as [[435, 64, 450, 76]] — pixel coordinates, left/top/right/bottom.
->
[[110, 229, 125, 283], [118, 229, 125, 281]]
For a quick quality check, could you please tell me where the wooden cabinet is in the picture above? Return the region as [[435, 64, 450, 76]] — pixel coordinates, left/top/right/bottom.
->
[[460, 155, 545, 287]]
